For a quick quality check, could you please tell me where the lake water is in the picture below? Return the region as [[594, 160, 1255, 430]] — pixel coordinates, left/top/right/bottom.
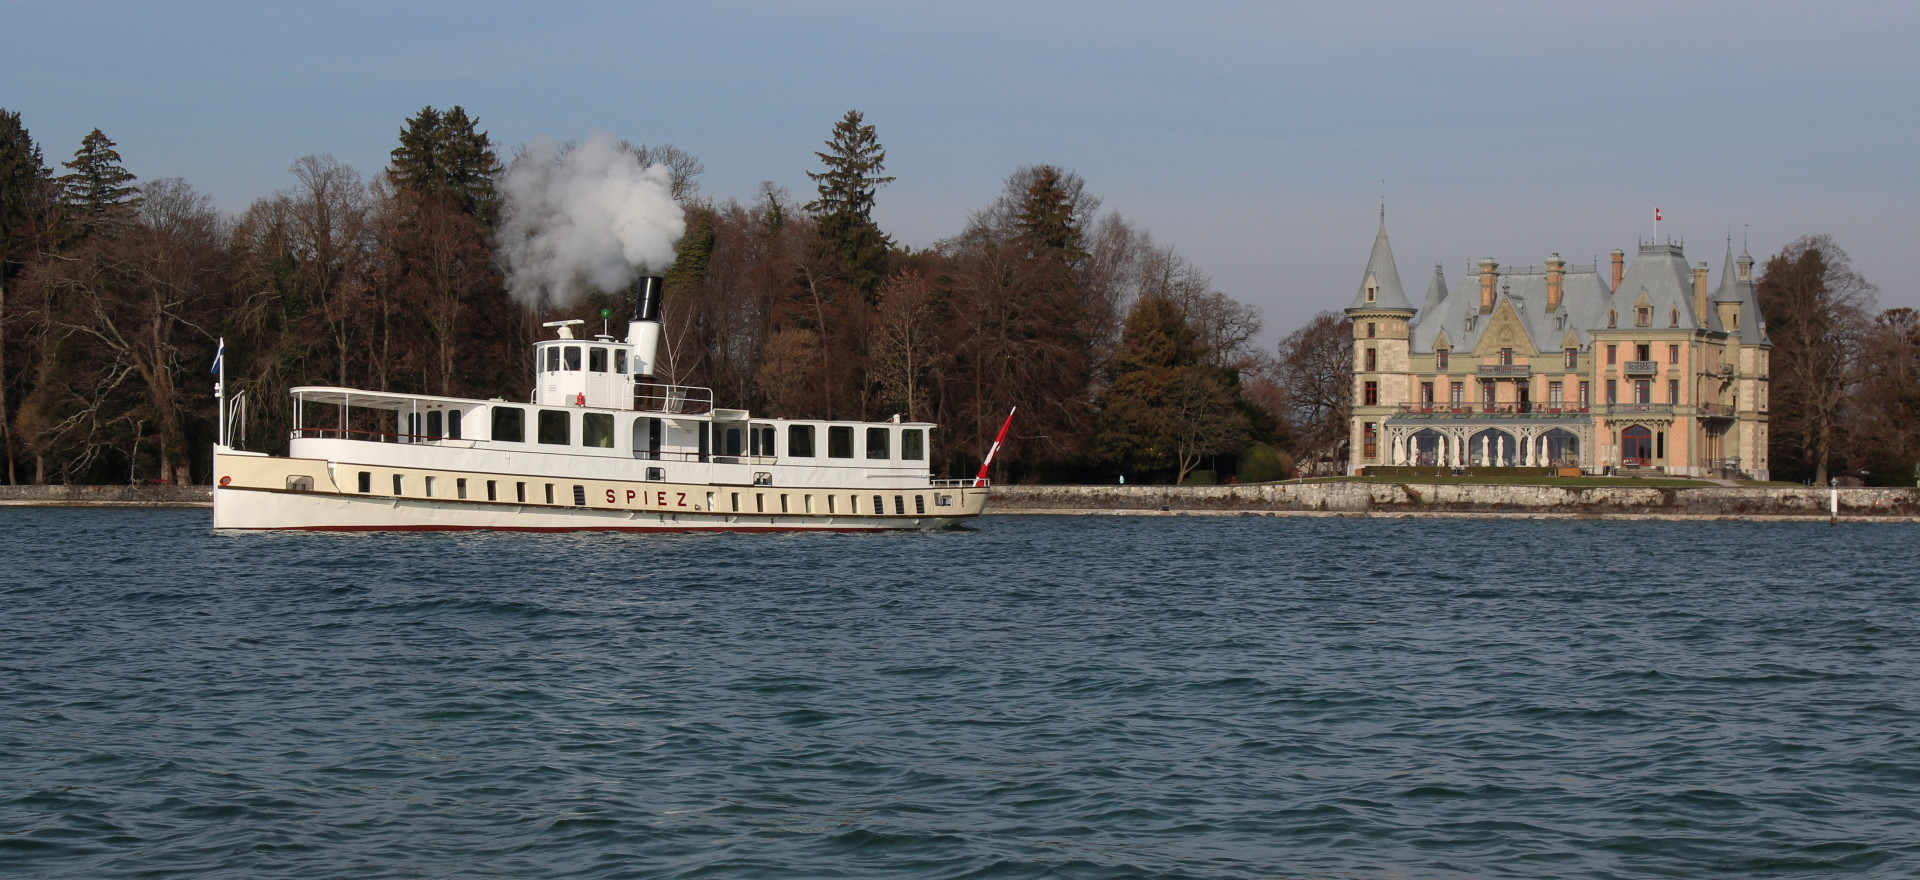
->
[[3, 509, 1918, 878]]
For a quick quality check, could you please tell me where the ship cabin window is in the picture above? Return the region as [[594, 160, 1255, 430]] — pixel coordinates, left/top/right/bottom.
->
[[455, 479, 466, 499], [393, 474, 404, 495], [424, 476, 436, 497], [828, 426, 854, 459], [427, 410, 444, 440], [730, 492, 739, 512], [492, 407, 525, 443], [538, 410, 570, 445], [915, 495, 926, 514], [573, 485, 586, 506], [873, 494, 885, 515], [358, 471, 371, 493], [286, 475, 313, 492], [486, 480, 497, 501], [780, 494, 789, 513], [804, 495, 814, 514], [755, 493, 764, 513], [563, 346, 582, 371], [545, 483, 555, 505], [583, 412, 614, 448], [894, 495, 905, 515], [827, 495, 836, 514], [749, 425, 776, 459], [867, 427, 890, 460], [902, 429, 925, 461], [615, 350, 628, 374], [788, 424, 815, 457], [448, 409, 461, 440], [722, 426, 744, 459], [545, 347, 560, 373], [646, 467, 664, 481], [516, 482, 526, 503], [589, 347, 608, 373]]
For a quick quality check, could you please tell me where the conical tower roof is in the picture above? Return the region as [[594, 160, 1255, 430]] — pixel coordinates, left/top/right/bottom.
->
[[1418, 263, 1448, 321], [1347, 218, 1414, 313]]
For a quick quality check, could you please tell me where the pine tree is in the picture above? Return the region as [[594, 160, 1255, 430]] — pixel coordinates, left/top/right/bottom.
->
[[58, 128, 140, 242], [805, 110, 894, 298], [1091, 296, 1247, 483], [387, 106, 500, 227], [0, 109, 52, 272]]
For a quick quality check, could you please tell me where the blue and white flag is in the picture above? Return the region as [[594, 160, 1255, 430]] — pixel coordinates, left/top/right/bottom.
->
[[210, 339, 224, 376]]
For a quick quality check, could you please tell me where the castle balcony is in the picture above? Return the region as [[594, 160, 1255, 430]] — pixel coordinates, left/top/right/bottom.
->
[[1623, 360, 1659, 376], [1394, 403, 1590, 420], [1476, 364, 1531, 378], [1696, 402, 1735, 419], [1607, 403, 1673, 416]]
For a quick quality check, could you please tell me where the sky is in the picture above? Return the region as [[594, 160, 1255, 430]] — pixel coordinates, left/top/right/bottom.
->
[[6, 0, 1916, 343]]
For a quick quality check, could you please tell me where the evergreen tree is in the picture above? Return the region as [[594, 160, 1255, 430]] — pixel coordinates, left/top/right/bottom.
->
[[58, 128, 140, 242], [1091, 296, 1247, 482], [0, 109, 52, 273], [387, 105, 500, 226], [805, 110, 894, 298]]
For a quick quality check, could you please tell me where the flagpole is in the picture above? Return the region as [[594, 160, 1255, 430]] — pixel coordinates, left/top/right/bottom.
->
[[215, 337, 226, 449]]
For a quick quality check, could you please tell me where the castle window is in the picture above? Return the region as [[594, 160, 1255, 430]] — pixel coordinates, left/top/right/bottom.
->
[[1363, 422, 1377, 458], [1635, 380, 1651, 404], [1579, 381, 1590, 405], [1367, 285, 1376, 303], [1549, 381, 1563, 403], [1481, 380, 1495, 406], [1436, 349, 1449, 371], [1499, 348, 1513, 366], [1670, 308, 1679, 328], [1636, 307, 1651, 328], [1366, 322, 1376, 338], [1565, 348, 1577, 369], [1668, 344, 1679, 364], [1607, 380, 1618, 404], [1364, 381, 1378, 406], [1606, 345, 1616, 365], [1636, 344, 1650, 361], [1669, 379, 1680, 403], [1609, 310, 1617, 328], [1365, 349, 1377, 371], [1450, 382, 1465, 405], [1421, 382, 1434, 404]]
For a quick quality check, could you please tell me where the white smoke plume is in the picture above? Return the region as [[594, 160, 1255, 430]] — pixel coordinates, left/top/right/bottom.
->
[[497, 132, 685, 308]]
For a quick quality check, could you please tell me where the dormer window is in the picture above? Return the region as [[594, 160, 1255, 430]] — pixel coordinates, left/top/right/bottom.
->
[[1609, 310, 1618, 329], [1436, 348, 1449, 371], [1499, 348, 1513, 366], [1670, 308, 1679, 328], [1366, 284, 1377, 303], [1635, 307, 1651, 328]]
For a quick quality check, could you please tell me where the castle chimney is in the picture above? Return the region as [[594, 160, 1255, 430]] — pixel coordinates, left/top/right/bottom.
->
[[1692, 262, 1709, 326], [1610, 249, 1625, 291], [1479, 259, 1498, 313], [1545, 253, 1564, 313]]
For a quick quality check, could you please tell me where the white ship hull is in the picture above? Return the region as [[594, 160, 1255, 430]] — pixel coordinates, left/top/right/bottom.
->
[[212, 447, 988, 533]]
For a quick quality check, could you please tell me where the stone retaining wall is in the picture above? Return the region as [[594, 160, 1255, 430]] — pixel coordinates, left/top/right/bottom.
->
[[990, 482, 1920, 519], [0, 484, 213, 506]]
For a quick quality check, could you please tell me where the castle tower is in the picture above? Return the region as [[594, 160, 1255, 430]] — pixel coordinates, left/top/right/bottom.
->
[[1344, 215, 1416, 472]]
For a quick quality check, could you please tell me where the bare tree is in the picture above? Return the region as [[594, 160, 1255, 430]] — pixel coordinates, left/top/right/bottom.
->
[[1275, 310, 1352, 472], [1759, 234, 1876, 484], [871, 270, 938, 420]]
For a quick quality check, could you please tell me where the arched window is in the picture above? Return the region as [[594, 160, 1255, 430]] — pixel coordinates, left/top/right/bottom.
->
[[1621, 425, 1653, 465]]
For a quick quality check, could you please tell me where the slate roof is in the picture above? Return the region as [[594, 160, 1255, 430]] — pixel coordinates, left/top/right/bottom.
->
[[1410, 263, 1611, 355], [1346, 220, 1414, 312], [1711, 245, 1769, 345]]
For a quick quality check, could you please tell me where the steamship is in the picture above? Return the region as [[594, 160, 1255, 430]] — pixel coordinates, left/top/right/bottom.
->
[[210, 277, 992, 531]]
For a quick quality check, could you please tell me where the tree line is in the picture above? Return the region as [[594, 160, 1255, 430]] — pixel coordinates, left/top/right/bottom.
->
[[3, 105, 1910, 487], [0, 107, 1300, 486]]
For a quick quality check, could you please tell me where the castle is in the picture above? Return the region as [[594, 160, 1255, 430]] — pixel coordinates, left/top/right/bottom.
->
[[1344, 216, 1770, 479]]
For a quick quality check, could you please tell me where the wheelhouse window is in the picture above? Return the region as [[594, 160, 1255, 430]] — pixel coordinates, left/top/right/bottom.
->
[[902, 429, 925, 461], [563, 346, 582, 371], [589, 347, 608, 373], [427, 410, 443, 439], [615, 350, 628, 374], [538, 410, 570, 445], [545, 347, 560, 372], [491, 407, 525, 443], [582, 412, 614, 448], [866, 427, 890, 460], [788, 424, 816, 457], [828, 426, 854, 459]]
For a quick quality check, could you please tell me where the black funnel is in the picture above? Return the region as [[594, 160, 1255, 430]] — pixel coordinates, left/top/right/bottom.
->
[[632, 276, 663, 322]]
